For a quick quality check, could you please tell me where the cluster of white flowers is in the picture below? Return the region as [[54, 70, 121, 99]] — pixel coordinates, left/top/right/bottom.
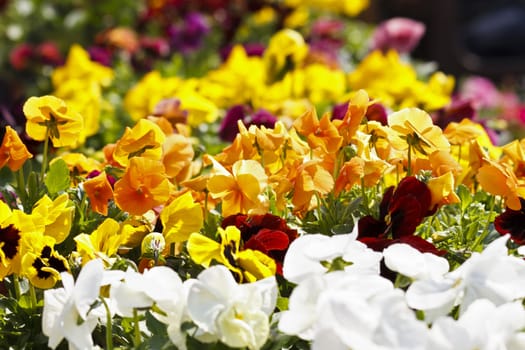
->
[[42, 261, 276, 350], [279, 232, 525, 350], [42, 232, 525, 350]]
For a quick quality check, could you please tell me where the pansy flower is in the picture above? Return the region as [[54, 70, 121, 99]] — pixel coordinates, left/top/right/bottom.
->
[[187, 226, 276, 283], [477, 159, 525, 211], [114, 157, 171, 216], [74, 218, 124, 264], [387, 107, 450, 156], [264, 29, 308, 83], [358, 176, 444, 255], [23, 95, 84, 148], [160, 191, 203, 246], [206, 156, 268, 217], [113, 118, 166, 167], [83, 171, 114, 216], [21, 234, 69, 289], [0, 201, 23, 279], [218, 104, 277, 142], [494, 198, 525, 244], [221, 213, 298, 274], [293, 108, 343, 154], [15, 193, 74, 245], [0, 126, 33, 171]]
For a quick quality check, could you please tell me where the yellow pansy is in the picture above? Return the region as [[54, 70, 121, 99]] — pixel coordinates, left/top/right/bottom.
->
[[52, 44, 113, 88], [176, 89, 219, 126], [187, 226, 276, 282], [22, 193, 74, 244], [264, 29, 308, 83], [23, 95, 84, 148], [124, 71, 181, 121], [20, 233, 69, 289], [284, 0, 369, 17], [160, 191, 203, 246], [388, 107, 450, 155], [0, 202, 24, 279], [74, 218, 123, 264]]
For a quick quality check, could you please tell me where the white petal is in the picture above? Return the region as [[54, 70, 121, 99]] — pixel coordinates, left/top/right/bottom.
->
[[282, 234, 329, 283], [42, 288, 69, 349], [247, 276, 277, 315], [74, 259, 104, 319], [383, 243, 449, 279], [405, 277, 459, 321], [110, 281, 153, 317]]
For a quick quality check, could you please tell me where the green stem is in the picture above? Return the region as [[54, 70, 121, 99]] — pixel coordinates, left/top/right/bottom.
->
[[101, 298, 114, 350], [40, 130, 50, 181], [133, 308, 141, 348], [16, 169, 27, 205], [12, 275, 21, 300], [406, 143, 412, 177], [29, 283, 37, 310], [470, 196, 496, 252], [361, 178, 369, 215]]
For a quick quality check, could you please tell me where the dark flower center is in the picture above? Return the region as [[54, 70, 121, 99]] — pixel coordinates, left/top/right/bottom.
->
[[0, 224, 21, 260]]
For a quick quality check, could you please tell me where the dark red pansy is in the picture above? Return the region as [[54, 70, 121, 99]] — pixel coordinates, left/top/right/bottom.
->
[[495, 198, 525, 245], [357, 176, 440, 255], [358, 176, 432, 239], [221, 213, 297, 274]]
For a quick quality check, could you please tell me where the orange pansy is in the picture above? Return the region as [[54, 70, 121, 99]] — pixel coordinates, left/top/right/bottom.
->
[[477, 159, 525, 210], [162, 133, 195, 182], [291, 160, 334, 215], [293, 108, 343, 154], [114, 157, 171, 215], [206, 156, 268, 217], [84, 171, 114, 216], [334, 89, 371, 143], [443, 118, 485, 145], [113, 119, 166, 167], [427, 171, 460, 210], [0, 126, 33, 171]]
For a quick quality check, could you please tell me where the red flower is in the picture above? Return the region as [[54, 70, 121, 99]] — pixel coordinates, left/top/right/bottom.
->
[[358, 176, 443, 255], [221, 213, 298, 274], [495, 198, 525, 245], [359, 176, 432, 239]]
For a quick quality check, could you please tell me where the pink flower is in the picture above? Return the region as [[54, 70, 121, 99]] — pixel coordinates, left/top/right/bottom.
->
[[371, 17, 426, 54], [459, 76, 500, 109]]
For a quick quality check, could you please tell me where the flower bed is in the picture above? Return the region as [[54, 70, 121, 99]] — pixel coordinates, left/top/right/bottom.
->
[[2, 1, 525, 349]]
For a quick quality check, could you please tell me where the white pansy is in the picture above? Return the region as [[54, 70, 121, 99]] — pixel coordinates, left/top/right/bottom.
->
[[406, 235, 525, 321], [428, 299, 525, 350], [185, 265, 277, 350], [279, 270, 427, 350], [282, 231, 382, 284], [279, 272, 389, 338], [383, 243, 449, 279], [42, 259, 114, 350]]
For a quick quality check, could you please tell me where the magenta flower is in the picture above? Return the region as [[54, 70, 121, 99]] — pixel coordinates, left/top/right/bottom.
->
[[371, 17, 426, 54], [166, 12, 210, 54], [218, 105, 277, 142]]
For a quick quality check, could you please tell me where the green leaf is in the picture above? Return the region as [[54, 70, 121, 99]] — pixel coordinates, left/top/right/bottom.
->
[[45, 159, 70, 196], [276, 296, 288, 311], [457, 185, 473, 212]]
